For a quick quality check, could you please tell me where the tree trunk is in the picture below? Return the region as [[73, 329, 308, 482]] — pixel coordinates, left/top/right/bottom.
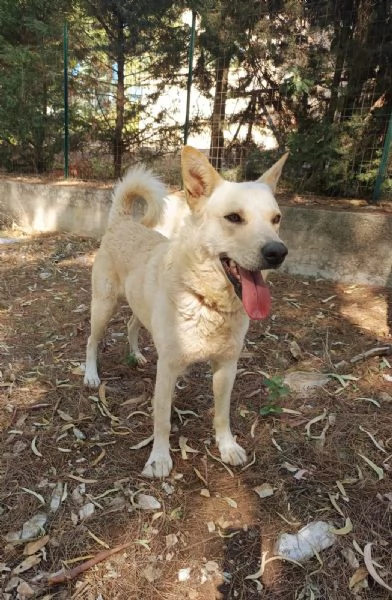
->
[[325, 28, 347, 123], [35, 80, 48, 173], [209, 54, 230, 171], [113, 19, 125, 179]]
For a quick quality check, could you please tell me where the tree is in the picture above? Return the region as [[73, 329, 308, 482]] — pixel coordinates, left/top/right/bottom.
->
[[80, 0, 182, 177], [0, 0, 73, 172]]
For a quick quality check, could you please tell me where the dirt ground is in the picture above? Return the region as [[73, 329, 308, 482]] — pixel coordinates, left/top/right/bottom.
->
[[1, 230, 392, 600]]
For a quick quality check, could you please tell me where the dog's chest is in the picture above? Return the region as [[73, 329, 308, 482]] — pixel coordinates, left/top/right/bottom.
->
[[177, 301, 249, 362]]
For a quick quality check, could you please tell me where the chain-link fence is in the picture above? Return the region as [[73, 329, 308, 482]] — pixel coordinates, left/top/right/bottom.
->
[[0, 1, 391, 201]]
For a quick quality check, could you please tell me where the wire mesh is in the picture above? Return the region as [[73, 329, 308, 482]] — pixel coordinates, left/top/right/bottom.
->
[[0, 1, 390, 200]]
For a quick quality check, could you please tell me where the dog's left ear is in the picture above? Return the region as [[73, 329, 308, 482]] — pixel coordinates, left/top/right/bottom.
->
[[258, 152, 289, 193], [181, 146, 223, 211]]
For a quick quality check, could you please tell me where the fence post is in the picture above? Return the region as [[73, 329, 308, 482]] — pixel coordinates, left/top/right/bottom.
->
[[184, 11, 196, 146], [372, 110, 392, 203], [63, 21, 69, 179]]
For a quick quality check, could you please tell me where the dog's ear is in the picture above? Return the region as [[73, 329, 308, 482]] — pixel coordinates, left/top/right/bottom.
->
[[181, 146, 223, 211], [258, 152, 289, 193]]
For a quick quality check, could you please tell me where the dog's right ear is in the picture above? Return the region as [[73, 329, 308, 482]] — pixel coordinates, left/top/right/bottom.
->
[[181, 146, 223, 211]]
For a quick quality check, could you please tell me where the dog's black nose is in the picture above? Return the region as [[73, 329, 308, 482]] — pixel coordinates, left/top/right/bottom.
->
[[261, 241, 288, 268]]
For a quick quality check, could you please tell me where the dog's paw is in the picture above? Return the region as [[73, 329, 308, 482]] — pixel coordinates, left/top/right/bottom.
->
[[218, 438, 247, 466], [83, 369, 101, 388], [134, 351, 147, 366], [142, 452, 173, 478]]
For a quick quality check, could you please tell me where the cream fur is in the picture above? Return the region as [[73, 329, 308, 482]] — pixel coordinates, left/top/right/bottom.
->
[[84, 146, 288, 478]]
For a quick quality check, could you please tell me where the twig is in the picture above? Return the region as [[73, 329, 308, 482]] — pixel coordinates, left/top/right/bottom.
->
[[46, 541, 133, 585], [335, 345, 392, 369], [350, 345, 392, 363]]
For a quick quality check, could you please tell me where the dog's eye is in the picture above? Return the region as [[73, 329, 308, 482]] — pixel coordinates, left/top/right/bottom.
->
[[272, 214, 281, 225], [224, 213, 243, 224]]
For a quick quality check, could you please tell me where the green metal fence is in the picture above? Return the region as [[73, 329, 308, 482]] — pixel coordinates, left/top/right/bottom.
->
[[0, 1, 391, 202]]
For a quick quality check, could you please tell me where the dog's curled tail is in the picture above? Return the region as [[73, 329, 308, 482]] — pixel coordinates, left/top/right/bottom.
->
[[108, 166, 167, 228]]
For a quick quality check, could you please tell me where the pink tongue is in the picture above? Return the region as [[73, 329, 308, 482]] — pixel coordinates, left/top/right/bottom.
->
[[238, 267, 271, 320]]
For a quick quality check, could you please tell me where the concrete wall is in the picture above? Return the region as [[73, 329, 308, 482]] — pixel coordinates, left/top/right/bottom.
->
[[1, 179, 391, 288], [0, 180, 111, 238], [280, 206, 392, 288]]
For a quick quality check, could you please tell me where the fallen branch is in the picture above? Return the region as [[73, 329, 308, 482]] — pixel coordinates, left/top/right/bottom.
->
[[46, 541, 133, 585], [335, 345, 392, 370]]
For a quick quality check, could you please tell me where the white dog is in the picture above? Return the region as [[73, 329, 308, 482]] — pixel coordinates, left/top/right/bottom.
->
[[84, 146, 288, 477]]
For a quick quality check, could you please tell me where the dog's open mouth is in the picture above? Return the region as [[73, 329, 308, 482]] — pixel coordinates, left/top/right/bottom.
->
[[220, 257, 271, 320]]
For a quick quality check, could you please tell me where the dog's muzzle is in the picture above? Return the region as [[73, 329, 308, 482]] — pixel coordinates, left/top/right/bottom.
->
[[261, 241, 288, 269]]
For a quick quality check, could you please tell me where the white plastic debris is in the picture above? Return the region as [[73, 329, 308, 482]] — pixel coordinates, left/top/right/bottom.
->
[[283, 371, 329, 396], [275, 521, 336, 562], [78, 502, 95, 521], [21, 513, 48, 541], [178, 567, 191, 582], [49, 482, 64, 513]]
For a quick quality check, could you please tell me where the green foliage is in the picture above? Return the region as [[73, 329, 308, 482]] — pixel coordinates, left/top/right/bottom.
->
[[280, 67, 314, 100], [126, 353, 139, 368], [259, 376, 289, 417], [0, 0, 390, 201], [0, 0, 72, 172], [287, 111, 391, 198]]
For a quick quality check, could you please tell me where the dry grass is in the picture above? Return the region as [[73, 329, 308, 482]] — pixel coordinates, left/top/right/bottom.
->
[[0, 231, 392, 599]]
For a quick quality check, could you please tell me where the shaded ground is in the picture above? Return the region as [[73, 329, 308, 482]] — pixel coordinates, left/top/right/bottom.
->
[[1, 232, 392, 599]]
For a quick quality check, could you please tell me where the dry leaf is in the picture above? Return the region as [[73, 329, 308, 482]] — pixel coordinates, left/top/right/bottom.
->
[[143, 564, 162, 583], [16, 580, 35, 597], [67, 474, 98, 484], [359, 426, 386, 454], [21, 487, 45, 506], [23, 535, 49, 556], [357, 453, 384, 480], [136, 494, 161, 510], [224, 496, 238, 508], [289, 340, 302, 359], [193, 467, 208, 486], [253, 483, 274, 499], [200, 488, 210, 498], [179, 436, 198, 460], [328, 493, 345, 517], [341, 547, 359, 570], [86, 529, 110, 549], [166, 534, 178, 549], [130, 434, 154, 450], [349, 567, 368, 589], [363, 543, 392, 592], [330, 517, 353, 535], [12, 554, 41, 575], [31, 436, 43, 458], [305, 409, 327, 437]]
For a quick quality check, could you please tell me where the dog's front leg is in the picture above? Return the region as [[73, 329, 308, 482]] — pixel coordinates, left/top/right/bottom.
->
[[211, 359, 247, 467], [142, 358, 180, 478]]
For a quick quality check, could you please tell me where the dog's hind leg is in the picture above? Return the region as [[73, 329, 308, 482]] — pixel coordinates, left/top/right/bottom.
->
[[211, 359, 247, 466], [84, 293, 117, 388], [127, 315, 147, 365], [142, 357, 181, 478]]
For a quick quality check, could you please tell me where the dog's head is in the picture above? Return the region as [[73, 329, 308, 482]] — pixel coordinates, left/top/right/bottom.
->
[[181, 146, 288, 320]]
